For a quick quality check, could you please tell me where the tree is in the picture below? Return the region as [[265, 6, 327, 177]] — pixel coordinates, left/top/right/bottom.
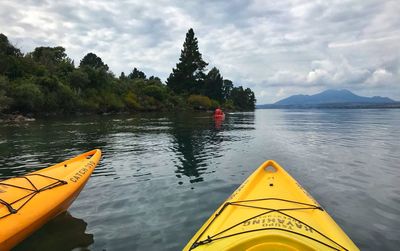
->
[[79, 52, 109, 71], [128, 67, 146, 79], [0, 34, 24, 79], [0, 34, 22, 57], [32, 46, 67, 64], [230, 86, 256, 110], [149, 76, 161, 81], [204, 67, 223, 101], [68, 69, 90, 91], [119, 72, 127, 80], [222, 79, 233, 100], [0, 76, 12, 112], [11, 79, 45, 113], [79, 53, 110, 88], [30, 46, 74, 77], [245, 87, 256, 109], [167, 28, 208, 94]]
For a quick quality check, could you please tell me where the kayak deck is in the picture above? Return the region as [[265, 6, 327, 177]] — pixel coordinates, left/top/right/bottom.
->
[[184, 160, 359, 251], [0, 149, 101, 250]]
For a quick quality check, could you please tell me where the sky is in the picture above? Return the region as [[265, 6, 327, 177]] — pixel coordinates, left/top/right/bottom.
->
[[1, 0, 399, 104]]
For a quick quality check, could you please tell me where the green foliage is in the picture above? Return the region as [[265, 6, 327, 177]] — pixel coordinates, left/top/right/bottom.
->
[[140, 96, 161, 111], [223, 99, 235, 110], [128, 68, 146, 79], [167, 28, 208, 94], [166, 29, 256, 110], [80, 65, 110, 88], [56, 83, 78, 112], [99, 91, 124, 112], [124, 91, 141, 110], [0, 32, 256, 116], [0, 34, 24, 79], [143, 85, 167, 101], [230, 86, 256, 110], [187, 95, 211, 110], [30, 46, 74, 77], [68, 69, 90, 91], [79, 52, 109, 71], [119, 72, 127, 80], [11, 79, 45, 112], [204, 67, 223, 102], [0, 76, 12, 112], [222, 79, 233, 100], [168, 94, 186, 108], [210, 99, 220, 110], [0, 33, 22, 57]]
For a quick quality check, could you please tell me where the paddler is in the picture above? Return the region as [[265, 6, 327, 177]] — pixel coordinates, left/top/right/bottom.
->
[[214, 107, 224, 117]]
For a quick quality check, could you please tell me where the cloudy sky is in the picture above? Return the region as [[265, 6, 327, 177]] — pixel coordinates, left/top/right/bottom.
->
[[1, 0, 399, 103]]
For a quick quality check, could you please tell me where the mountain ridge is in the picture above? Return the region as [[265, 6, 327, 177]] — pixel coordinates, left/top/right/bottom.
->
[[257, 89, 399, 109]]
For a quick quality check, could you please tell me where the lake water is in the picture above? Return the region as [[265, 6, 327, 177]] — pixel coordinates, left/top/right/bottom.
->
[[1, 109, 399, 251]]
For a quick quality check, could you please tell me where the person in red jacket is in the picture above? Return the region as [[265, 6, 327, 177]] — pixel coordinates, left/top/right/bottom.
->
[[214, 107, 224, 117]]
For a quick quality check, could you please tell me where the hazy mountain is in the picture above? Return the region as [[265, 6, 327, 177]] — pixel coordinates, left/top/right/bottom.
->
[[256, 89, 399, 109], [274, 89, 395, 105]]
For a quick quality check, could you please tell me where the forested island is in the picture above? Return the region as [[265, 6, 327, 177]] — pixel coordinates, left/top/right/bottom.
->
[[0, 29, 255, 118]]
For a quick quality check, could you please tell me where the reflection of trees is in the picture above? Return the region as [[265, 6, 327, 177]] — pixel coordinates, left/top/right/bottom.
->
[[169, 112, 222, 183], [0, 115, 114, 178], [14, 211, 93, 251]]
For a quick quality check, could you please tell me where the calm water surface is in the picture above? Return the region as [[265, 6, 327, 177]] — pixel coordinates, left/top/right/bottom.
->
[[1, 109, 399, 251]]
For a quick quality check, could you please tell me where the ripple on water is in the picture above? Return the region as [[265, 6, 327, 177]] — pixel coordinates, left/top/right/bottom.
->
[[2, 110, 400, 251]]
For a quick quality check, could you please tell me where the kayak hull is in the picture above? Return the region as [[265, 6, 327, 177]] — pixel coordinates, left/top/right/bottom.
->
[[183, 160, 359, 251], [0, 149, 101, 250]]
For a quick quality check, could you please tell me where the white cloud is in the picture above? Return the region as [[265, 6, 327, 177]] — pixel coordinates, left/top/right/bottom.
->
[[1, 0, 399, 103], [365, 69, 395, 86]]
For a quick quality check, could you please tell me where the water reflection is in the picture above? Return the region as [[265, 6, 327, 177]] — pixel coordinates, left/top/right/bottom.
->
[[168, 112, 256, 184], [170, 113, 220, 183], [13, 212, 93, 251]]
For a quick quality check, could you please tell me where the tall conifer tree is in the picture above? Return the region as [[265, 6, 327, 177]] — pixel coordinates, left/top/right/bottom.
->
[[204, 67, 223, 102], [167, 28, 208, 94]]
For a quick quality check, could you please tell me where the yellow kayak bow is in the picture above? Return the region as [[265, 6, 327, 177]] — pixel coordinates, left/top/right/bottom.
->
[[184, 160, 359, 251], [0, 149, 101, 250]]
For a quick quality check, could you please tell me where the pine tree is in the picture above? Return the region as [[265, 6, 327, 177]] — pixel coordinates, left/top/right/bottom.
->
[[204, 67, 223, 101], [128, 67, 146, 79], [167, 28, 208, 94], [119, 72, 127, 80], [79, 52, 109, 71], [222, 79, 233, 100]]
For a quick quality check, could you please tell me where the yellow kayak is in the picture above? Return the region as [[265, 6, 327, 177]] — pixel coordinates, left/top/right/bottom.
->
[[184, 160, 359, 251], [0, 149, 101, 250]]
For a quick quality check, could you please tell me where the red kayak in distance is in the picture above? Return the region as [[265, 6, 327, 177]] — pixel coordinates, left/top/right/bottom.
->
[[214, 108, 225, 129], [214, 113, 225, 120], [214, 107, 225, 120]]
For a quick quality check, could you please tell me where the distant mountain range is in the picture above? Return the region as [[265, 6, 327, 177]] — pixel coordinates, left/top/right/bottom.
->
[[257, 89, 400, 109]]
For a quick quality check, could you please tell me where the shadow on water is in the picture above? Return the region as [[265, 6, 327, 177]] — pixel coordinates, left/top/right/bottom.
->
[[169, 112, 256, 184], [13, 211, 93, 251]]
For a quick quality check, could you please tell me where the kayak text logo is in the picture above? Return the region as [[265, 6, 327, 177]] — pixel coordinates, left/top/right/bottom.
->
[[243, 215, 314, 233], [69, 161, 96, 183]]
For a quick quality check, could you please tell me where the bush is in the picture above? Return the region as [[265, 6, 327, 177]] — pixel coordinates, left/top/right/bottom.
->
[[99, 91, 124, 112], [187, 95, 211, 110], [143, 84, 167, 101], [0, 76, 12, 112], [12, 80, 44, 112], [124, 91, 141, 110], [223, 99, 234, 110], [57, 83, 78, 112], [210, 99, 220, 110]]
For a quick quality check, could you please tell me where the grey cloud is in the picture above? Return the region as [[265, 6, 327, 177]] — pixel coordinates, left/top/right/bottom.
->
[[1, 0, 399, 103]]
